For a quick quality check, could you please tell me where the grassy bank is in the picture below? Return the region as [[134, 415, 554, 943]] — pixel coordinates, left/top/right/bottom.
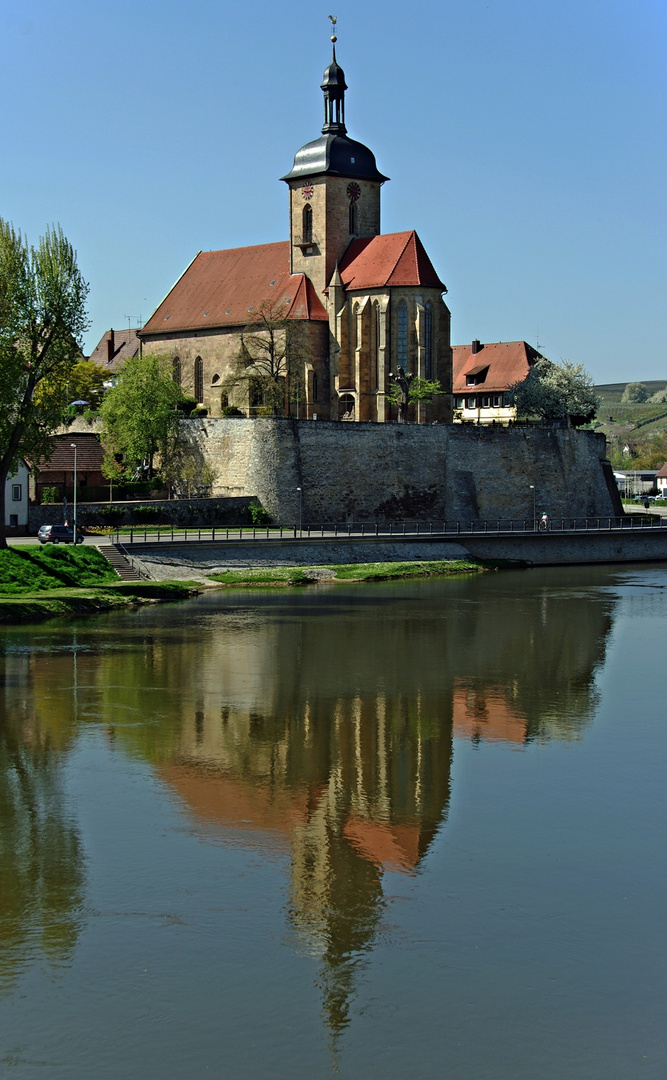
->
[[0, 544, 118, 593], [0, 580, 199, 625], [208, 558, 490, 587], [0, 546, 198, 625]]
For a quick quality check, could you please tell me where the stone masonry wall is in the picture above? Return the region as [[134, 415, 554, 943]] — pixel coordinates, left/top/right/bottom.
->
[[180, 418, 620, 525], [29, 496, 256, 532]]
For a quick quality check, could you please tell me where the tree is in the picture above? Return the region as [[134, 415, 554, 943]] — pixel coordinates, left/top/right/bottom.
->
[[65, 359, 106, 409], [386, 368, 441, 423], [223, 299, 310, 417], [99, 353, 183, 479], [158, 430, 219, 498], [621, 382, 648, 404], [0, 220, 89, 548], [508, 359, 598, 427]]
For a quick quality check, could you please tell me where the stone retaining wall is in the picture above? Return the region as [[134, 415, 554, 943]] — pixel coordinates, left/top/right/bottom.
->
[[180, 418, 621, 525], [29, 496, 256, 533]]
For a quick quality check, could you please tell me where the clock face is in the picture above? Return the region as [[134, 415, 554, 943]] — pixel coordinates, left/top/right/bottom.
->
[[302, 184, 314, 199], [347, 182, 361, 202]]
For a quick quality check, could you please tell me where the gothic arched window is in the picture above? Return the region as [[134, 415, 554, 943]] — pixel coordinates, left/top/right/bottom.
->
[[194, 356, 204, 403], [424, 303, 433, 379], [302, 203, 313, 244], [172, 357, 181, 386], [349, 200, 356, 235], [372, 301, 380, 389], [397, 300, 408, 367]]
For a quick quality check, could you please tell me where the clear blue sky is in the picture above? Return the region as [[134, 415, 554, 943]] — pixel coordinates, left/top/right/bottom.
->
[[2, 0, 665, 384]]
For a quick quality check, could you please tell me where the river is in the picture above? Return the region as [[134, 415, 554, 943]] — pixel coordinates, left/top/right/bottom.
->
[[1, 565, 665, 1079]]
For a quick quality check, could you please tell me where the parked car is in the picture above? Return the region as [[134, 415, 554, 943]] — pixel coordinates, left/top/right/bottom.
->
[[37, 524, 85, 545]]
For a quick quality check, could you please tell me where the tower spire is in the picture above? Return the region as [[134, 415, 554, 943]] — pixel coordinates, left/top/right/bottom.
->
[[321, 17, 347, 134]]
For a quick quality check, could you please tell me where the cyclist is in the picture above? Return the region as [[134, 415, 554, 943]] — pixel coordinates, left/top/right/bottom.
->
[[539, 512, 549, 531]]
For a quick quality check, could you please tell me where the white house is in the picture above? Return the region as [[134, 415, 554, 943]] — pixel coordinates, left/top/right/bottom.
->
[[4, 461, 29, 534]]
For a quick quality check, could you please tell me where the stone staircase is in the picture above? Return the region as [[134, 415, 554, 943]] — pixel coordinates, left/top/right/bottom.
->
[[97, 544, 144, 582]]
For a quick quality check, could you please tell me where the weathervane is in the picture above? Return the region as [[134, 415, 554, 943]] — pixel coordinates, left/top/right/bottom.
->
[[328, 14, 337, 43]]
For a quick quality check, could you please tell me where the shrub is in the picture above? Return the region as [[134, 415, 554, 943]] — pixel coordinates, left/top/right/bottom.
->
[[133, 504, 161, 523], [248, 501, 272, 526], [41, 486, 59, 504], [190, 407, 208, 418], [177, 396, 198, 416], [98, 505, 127, 524], [222, 405, 245, 417]]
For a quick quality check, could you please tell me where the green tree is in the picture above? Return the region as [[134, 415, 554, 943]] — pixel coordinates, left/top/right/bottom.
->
[[99, 353, 183, 478], [508, 359, 598, 427], [621, 382, 648, 404], [386, 367, 441, 424], [159, 430, 219, 498], [0, 220, 89, 548], [223, 299, 310, 417], [66, 359, 106, 409]]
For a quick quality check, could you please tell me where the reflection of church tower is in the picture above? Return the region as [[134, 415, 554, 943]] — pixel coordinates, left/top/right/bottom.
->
[[282, 42, 389, 299]]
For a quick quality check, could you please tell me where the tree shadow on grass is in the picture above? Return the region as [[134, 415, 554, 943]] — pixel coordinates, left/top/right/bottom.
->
[[7, 548, 84, 589]]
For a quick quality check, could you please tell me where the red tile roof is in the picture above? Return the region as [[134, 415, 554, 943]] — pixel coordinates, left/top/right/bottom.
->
[[452, 341, 543, 393], [140, 242, 328, 336], [38, 434, 104, 473], [656, 462, 667, 479], [338, 230, 446, 291], [89, 328, 140, 374]]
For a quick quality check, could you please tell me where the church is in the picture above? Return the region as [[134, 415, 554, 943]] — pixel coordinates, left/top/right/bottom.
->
[[138, 38, 452, 424]]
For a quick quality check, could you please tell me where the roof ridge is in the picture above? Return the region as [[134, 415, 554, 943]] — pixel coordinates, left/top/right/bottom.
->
[[386, 231, 414, 281]]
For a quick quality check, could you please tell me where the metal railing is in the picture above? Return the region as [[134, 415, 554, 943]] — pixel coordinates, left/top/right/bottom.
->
[[112, 515, 667, 546]]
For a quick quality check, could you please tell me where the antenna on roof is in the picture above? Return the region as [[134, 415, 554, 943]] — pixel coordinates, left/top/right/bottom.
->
[[328, 14, 337, 42], [124, 315, 142, 331]]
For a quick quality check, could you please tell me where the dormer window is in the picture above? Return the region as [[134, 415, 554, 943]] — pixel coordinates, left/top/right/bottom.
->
[[465, 365, 489, 386]]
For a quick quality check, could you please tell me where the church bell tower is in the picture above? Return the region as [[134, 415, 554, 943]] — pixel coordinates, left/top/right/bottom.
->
[[281, 30, 389, 299]]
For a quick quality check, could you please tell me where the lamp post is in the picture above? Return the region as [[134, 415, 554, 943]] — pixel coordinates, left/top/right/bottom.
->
[[296, 486, 302, 536], [71, 443, 78, 540], [529, 484, 536, 530]]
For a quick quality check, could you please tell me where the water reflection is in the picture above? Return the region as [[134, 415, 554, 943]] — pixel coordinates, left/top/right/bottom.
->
[[0, 652, 85, 994], [0, 571, 617, 1040]]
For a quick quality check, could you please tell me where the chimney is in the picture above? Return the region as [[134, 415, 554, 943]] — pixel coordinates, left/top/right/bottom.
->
[[107, 329, 115, 365], [472, 339, 481, 354]]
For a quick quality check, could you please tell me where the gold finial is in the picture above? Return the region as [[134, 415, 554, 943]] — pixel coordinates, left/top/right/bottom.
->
[[328, 14, 337, 43]]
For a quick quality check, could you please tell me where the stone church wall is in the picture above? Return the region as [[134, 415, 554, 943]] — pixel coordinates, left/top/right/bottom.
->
[[181, 418, 619, 525]]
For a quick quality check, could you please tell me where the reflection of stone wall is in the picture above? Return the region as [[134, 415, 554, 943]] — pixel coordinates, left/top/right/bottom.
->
[[180, 418, 619, 524]]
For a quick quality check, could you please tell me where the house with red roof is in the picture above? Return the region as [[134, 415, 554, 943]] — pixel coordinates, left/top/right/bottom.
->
[[89, 328, 141, 381], [33, 433, 106, 504], [452, 339, 546, 425], [137, 44, 452, 423]]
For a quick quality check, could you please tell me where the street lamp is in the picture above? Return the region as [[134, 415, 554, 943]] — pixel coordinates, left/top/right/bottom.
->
[[529, 484, 536, 530], [71, 443, 78, 540], [296, 486, 303, 536]]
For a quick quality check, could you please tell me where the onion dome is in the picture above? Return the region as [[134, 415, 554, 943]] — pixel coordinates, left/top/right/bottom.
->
[[282, 46, 389, 185]]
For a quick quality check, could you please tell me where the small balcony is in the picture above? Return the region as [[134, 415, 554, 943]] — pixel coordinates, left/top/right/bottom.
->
[[294, 233, 320, 252]]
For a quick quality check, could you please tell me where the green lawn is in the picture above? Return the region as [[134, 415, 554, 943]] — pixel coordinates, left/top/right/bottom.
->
[[330, 559, 486, 580], [208, 567, 312, 586], [208, 559, 487, 587], [0, 545, 118, 595]]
